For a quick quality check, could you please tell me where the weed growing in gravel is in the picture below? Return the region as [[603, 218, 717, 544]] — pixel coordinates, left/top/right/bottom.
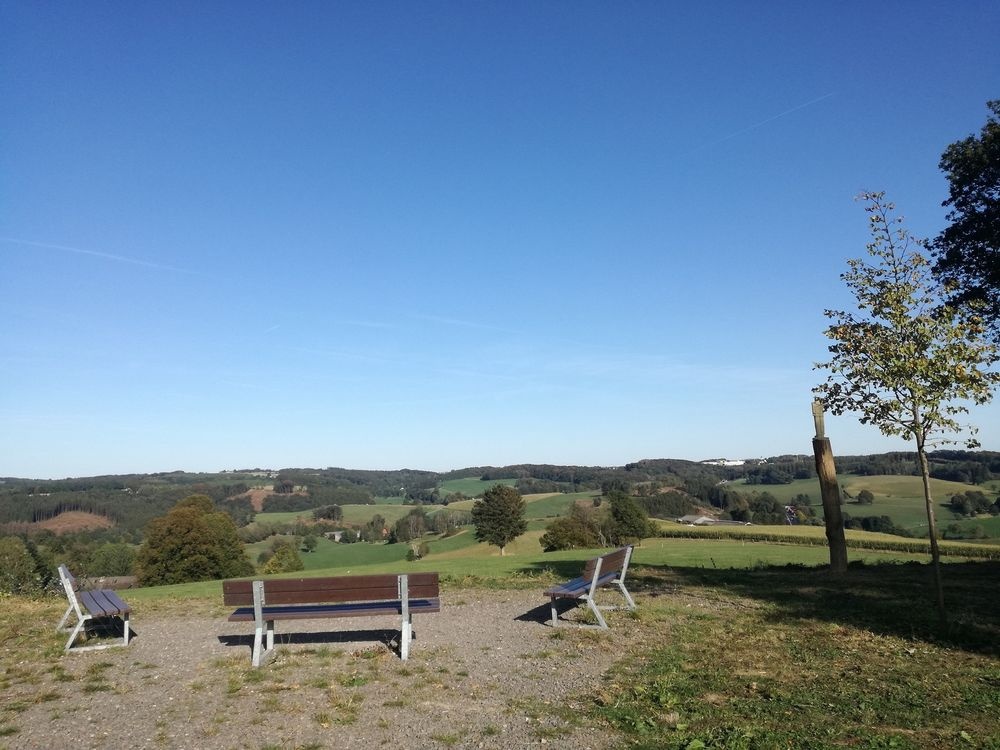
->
[[327, 688, 362, 724], [45, 665, 74, 682], [430, 730, 466, 746], [337, 670, 370, 688]]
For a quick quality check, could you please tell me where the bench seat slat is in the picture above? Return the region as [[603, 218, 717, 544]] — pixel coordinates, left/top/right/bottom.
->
[[79, 589, 127, 618], [544, 572, 618, 598]]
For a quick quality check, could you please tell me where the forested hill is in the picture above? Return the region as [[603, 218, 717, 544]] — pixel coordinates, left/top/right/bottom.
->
[[2, 451, 998, 536]]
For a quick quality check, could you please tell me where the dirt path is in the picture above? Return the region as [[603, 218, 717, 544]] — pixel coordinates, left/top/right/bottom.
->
[[5, 590, 624, 750]]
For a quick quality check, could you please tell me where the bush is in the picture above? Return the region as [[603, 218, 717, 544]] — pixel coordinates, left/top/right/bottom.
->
[[0, 536, 45, 594], [540, 505, 603, 551]]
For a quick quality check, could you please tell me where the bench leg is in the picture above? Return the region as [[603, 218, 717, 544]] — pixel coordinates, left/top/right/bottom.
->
[[56, 603, 75, 633], [616, 580, 637, 611], [122, 613, 131, 646], [586, 597, 609, 629], [400, 615, 412, 661], [549, 597, 560, 627], [64, 616, 88, 652], [252, 620, 273, 667]]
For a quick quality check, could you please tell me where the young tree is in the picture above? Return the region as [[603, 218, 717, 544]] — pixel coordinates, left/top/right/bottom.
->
[[261, 539, 304, 574], [932, 100, 1000, 341], [604, 491, 655, 544], [471, 484, 527, 556], [815, 192, 1000, 622]]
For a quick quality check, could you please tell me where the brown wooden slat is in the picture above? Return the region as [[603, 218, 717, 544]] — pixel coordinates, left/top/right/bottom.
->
[[223, 573, 440, 607], [228, 598, 441, 622], [99, 589, 131, 615], [79, 590, 122, 617], [599, 548, 629, 573]]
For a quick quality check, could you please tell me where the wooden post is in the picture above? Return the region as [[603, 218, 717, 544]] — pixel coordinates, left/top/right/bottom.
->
[[812, 400, 848, 574]]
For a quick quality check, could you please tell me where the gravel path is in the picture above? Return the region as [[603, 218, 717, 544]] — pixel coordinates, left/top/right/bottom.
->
[[7, 590, 625, 750]]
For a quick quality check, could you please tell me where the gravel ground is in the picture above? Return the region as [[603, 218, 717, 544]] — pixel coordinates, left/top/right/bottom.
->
[[6, 589, 626, 750]]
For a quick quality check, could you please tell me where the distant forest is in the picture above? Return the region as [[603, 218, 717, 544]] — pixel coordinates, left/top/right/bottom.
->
[[1, 451, 998, 539]]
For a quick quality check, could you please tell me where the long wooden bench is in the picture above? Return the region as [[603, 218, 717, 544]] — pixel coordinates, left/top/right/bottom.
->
[[223, 572, 440, 666], [544, 546, 636, 628], [56, 564, 132, 652]]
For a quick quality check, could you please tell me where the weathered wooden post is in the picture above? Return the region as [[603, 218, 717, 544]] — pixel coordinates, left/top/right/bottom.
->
[[812, 400, 848, 574]]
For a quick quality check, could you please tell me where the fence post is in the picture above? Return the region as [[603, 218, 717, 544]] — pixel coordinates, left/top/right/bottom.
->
[[812, 400, 848, 574]]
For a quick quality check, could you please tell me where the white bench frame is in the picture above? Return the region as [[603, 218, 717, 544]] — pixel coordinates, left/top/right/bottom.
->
[[56, 565, 132, 652], [545, 545, 637, 629]]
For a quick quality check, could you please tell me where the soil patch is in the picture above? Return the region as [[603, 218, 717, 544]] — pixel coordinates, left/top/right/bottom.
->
[[35, 511, 114, 534]]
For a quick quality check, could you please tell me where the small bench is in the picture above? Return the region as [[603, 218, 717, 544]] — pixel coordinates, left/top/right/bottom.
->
[[223, 572, 440, 666], [544, 546, 636, 628], [56, 564, 132, 652]]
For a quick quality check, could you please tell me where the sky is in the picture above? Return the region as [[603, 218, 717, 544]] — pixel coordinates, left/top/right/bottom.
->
[[2, 2, 999, 479]]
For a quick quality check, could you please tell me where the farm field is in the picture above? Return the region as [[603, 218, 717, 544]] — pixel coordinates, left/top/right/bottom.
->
[[730, 474, 991, 535], [438, 476, 517, 497]]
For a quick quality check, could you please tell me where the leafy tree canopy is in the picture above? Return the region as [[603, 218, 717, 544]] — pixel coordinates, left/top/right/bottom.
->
[[815, 192, 1000, 621], [136, 494, 253, 586], [933, 100, 1000, 341]]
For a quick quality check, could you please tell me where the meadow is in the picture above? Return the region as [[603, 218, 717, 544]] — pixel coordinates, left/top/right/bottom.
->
[[729, 474, 990, 535]]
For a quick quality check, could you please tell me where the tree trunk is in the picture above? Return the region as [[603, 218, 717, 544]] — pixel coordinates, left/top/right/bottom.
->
[[813, 437, 848, 574], [915, 434, 946, 626]]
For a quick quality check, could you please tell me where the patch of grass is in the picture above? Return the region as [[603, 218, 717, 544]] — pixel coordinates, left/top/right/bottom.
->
[[327, 689, 362, 724], [337, 671, 369, 688], [430, 731, 465, 746], [590, 561, 1000, 750]]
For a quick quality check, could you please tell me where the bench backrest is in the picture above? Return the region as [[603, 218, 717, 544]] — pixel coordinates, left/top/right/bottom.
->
[[222, 572, 440, 607], [582, 546, 633, 583], [58, 564, 83, 616]]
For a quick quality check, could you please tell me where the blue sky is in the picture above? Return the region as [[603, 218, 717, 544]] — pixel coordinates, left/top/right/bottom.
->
[[2, 2, 998, 478]]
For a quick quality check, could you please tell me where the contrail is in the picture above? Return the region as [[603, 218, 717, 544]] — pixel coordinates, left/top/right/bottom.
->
[[689, 92, 836, 153], [0, 236, 198, 274]]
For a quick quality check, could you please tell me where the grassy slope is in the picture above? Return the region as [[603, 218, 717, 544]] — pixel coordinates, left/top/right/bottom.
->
[[730, 474, 993, 535], [438, 476, 517, 496]]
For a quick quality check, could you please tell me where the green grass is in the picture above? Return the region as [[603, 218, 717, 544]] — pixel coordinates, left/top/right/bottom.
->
[[254, 503, 433, 527], [438, 476, 516, 497], [593, 560, 1000, 749], [523, 491, 599, 519], [246, 534, 412, 571], [729, 474, 995, 537]]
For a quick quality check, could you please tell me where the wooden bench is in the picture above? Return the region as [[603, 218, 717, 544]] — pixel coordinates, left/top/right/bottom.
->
[[544, 546, 636, 628], [223, 572, 440, 666], [56, 564, 132, 652]]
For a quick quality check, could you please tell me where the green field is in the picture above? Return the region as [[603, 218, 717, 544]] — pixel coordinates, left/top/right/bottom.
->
[[438, 476, 517, 497], [255, 503, 433, 528], [730, 474, 993, 535]]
